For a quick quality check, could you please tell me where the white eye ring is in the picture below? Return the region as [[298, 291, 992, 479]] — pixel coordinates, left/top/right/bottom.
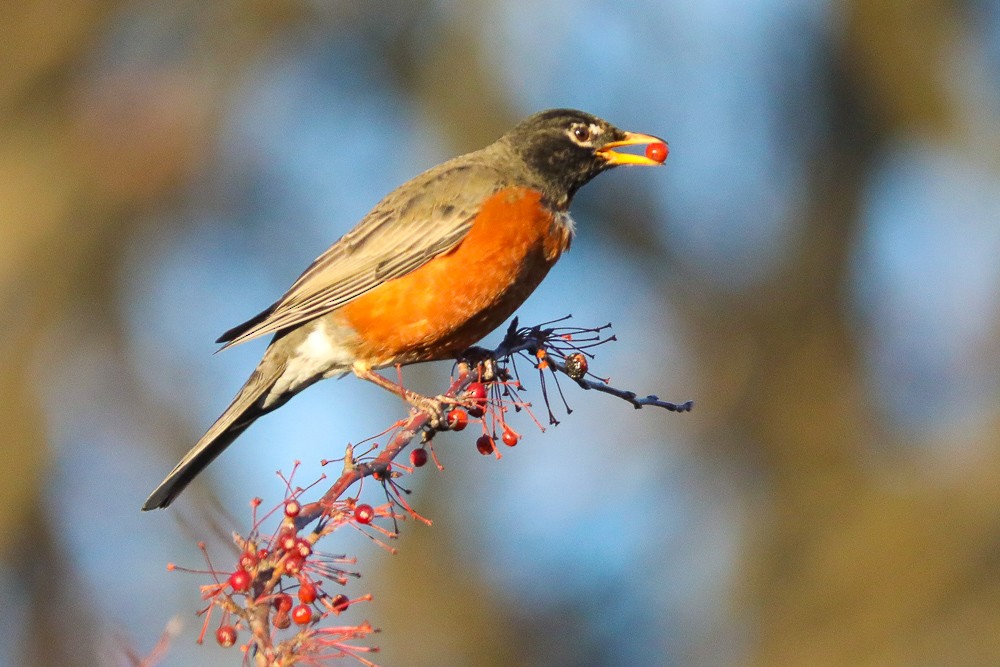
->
[[567, 123, 601, 146]]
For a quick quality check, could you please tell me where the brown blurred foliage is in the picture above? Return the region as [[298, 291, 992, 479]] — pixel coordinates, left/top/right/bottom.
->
[[2, 1, 998, 665]]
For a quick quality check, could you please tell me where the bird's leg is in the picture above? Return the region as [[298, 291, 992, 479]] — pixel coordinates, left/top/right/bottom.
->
[[352, 364, 445, 428], [459, 346, 499, 382]]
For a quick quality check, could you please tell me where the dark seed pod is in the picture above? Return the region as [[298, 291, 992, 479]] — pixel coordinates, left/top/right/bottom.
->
[[564, 353, 588, 380]]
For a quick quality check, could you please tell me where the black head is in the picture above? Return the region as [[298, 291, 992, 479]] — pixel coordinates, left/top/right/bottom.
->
[[500, 109, 667, 206]]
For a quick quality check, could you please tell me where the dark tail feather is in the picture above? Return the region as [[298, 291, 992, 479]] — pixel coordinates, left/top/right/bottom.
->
[[215, 302, 277, 345], [142, 365, 281, 511]]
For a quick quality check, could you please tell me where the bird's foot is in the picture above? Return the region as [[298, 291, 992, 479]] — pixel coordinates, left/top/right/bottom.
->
[[408, 393, 448, 429], [459, 346, 500, 382], [352, 365, 447, 428]]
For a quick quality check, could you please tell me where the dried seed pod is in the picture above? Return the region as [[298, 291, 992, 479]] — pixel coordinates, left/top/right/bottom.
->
[[564, 353, 588, 380]]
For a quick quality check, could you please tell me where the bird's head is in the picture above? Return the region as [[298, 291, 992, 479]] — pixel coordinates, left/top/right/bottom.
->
[[501, 108, 667, 206]]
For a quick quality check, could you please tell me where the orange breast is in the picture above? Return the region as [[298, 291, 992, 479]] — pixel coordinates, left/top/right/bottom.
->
[[339, 187, 571, 366]]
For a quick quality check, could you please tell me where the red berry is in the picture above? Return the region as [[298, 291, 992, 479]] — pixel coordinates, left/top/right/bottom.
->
[[284, 500, 301, 518], [216, 625, 238, 647], [284, 554, 305, 575], [295, 538, 312, 558], [331, 593, 350, 612], [410, 448, 428, 467], [228, 569, 251, 592], [447, 408, 469, 431], [273, 610, 291, 629], [354, 504, 375, 524], [291, 604, 313, 625], [466, 382, 487, 417], [467, 381, 487, 402], [274, 593, 293, 613], [501, 429, 519, 447], [645, 141, 668, 163], [279, 531, 298, 553], [476, 435, 495, 455], [238, 551, 257, 570], [298, 581, 317, 604]]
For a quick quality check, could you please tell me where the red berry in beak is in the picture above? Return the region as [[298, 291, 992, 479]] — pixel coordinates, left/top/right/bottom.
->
[[645, 141, 668, 164]]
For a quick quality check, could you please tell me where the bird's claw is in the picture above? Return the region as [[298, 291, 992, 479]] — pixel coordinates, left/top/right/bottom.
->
[[410, 394, 446, 429], [459, 346, 500, 382]]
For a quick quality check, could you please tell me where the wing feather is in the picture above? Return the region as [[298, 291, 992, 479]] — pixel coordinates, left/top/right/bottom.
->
[[217, 156, 507, 348]]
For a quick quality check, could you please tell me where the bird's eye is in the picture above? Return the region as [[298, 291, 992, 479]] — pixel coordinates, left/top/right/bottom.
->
[[572, 125, 591, 143]]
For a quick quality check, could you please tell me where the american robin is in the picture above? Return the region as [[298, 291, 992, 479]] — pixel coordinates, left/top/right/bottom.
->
[[143, 108, 667, 510]]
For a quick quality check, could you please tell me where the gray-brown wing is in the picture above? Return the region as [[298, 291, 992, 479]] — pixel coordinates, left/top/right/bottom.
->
[[217, 157, 507, 348]]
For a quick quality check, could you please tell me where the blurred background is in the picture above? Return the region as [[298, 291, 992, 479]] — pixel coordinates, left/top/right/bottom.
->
[[3, 1, 1000, 665]]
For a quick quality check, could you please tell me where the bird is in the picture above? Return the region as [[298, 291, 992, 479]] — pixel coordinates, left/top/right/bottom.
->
[[142, 108, 667, 510]]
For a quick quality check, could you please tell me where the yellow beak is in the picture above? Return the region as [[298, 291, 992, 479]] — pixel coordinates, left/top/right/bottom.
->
[[597, 131, 668, 166]]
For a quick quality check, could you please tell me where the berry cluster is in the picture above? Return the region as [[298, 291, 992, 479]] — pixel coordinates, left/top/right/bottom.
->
[[169, 489, 380, 666], [375, 319, 614, 472], [447, 379, 521, 457]]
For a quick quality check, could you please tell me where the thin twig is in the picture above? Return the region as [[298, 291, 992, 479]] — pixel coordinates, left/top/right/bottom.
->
[[295, 366, 473, 527], [551, 358, 694, 411]]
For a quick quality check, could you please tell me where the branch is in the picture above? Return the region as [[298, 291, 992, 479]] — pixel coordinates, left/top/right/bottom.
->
[[296, 316, 691, 527], [551, 358, 694, 412], [295, 370, 471, 527]]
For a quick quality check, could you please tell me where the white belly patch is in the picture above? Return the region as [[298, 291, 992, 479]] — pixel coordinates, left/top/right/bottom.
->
[[265, 320, 355, 406]]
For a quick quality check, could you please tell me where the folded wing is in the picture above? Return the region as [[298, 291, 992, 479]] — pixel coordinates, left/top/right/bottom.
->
[[217, 158, 506, 348]]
